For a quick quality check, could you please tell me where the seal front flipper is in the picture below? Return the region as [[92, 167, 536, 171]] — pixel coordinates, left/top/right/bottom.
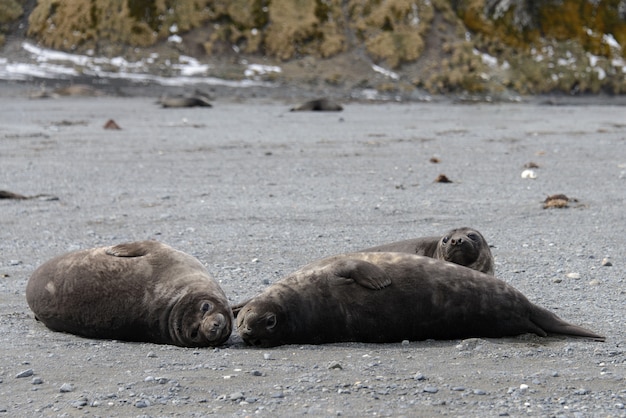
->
[[330, 259, 391, 290], [105, 241, 154, 257], [231, 298, 252, 318]]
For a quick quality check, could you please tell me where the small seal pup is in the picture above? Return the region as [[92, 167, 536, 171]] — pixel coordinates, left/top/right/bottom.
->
[[26, 241, 232, 347], [236, 253, 604, 347], [290, 98, 343, 111], [361, 227, 495, 275]]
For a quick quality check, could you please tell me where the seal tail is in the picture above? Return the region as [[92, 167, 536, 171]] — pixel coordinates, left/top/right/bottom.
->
[[530, 305, 605, 341]]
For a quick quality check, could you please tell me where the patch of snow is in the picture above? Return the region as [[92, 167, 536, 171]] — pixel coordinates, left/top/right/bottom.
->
[[372, 64, 399, 80], [603, 33, 620, 49], [244, 64, 282, 78]]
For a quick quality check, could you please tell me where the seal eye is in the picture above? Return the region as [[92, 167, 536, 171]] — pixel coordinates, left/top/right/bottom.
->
[[467, 233, 478, 241], [265, 314, 277, 330], [201, 302, 211, 313], [442, 236, 449, 245]]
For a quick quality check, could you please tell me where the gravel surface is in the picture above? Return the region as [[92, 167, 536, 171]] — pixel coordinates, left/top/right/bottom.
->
[[1, 92, 625, 417]]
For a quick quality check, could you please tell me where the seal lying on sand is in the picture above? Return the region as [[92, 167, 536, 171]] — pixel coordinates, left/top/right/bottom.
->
[[361, 227, 494, 275], [236, 252, 604, 347], [26, 241, 232, 347], [290, 98, 343, 111], [158, 95, 212, 108]]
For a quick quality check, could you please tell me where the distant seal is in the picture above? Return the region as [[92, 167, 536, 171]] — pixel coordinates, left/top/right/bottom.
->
[[290, 98, 343, 111], [361, 227, 494, 275], [158, 95, 212, 108], [26, 241, 232, 347], [236, 252, 604, 347]]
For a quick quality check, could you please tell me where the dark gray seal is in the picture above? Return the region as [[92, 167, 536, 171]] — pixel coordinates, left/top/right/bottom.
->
[[26, 240, 232, 347], [290, 98, 343, 111], [361, 227, 494, 275], [158, 95, 212, 108], [236, 252, 604, 347]]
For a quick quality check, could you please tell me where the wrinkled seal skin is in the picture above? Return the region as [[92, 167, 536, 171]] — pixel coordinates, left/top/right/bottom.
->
[[236, 252, 604, 347], [26, 241, 232, 347], [361, 227, 495, 275]]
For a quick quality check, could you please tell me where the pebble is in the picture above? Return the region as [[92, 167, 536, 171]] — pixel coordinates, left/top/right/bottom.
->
[[71, 398, 88, 408], [401, 340, 410, 346], [135, 399, 150, 408], [271, 392, 284, 398], [59, 383, 74, 393], [229, 392, 244, 401], [146, 351, 157, 358], [566, 272, 581, 279], [15, 369, 34, 378], [413, 373, 425, 381], [250, 370, 263, 376], [32, 377, 43, 385], [601, 258, 612, 266], [423, 386, 438, 393], [328, 361, 343, 370], [451, 386, 465, 391], [573, 388, 590, 395], [473, 389, 487, 395], [263, 353, 273, 360], [521, 169, 537, 179]]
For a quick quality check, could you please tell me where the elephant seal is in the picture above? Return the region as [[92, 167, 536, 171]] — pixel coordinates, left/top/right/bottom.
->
[[361, 227, 494, 275], [26, 241, 232, 347], [290, 98, 343, 111], [236, 252, 604, 347], [158, 95, 212, 108]]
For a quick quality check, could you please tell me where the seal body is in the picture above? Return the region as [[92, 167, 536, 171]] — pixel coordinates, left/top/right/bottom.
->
[[290, 98, 343, 111], [236, 252, 604, 347], [361, 227, 495, 275], [158, 95, 212, 108], [26, 241, 232, 347]]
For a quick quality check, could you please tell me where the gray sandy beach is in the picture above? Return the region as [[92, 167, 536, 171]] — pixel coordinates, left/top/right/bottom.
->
[[1, 95, 625, 416]]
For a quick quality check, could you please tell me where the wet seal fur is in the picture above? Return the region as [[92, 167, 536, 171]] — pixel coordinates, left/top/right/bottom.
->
[[236, 252, 604, 347], [361, 227, 494, 275], [26, 240, 232, 347], [158, 95, 212, 108]]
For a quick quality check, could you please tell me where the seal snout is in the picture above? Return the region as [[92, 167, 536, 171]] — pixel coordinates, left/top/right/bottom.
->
[[202, 312, 230, 342]]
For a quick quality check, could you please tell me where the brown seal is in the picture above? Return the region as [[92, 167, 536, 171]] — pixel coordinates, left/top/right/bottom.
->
[[158, 95, 212, 108], [290, 98, 343, 111], [26, 241, 232, 347], [236, 252, 604, 347], [361, 227, 494, 275]]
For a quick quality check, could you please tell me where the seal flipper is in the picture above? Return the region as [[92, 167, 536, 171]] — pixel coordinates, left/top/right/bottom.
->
[[105, 241, 153, 258], [230, 299, 252, 318], [331, 259, 391, 290], [530, 305, 605, 341]]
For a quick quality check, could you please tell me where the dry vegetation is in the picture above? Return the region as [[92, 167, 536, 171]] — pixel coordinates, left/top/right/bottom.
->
[[5, 0, 626, 94]]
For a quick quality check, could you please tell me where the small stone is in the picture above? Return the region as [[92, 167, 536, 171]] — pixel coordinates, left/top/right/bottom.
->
[[573, 388, 590, 395], [601, 258, 612, 267], [451, 386, 465, 391], [423, 386, 438, 393], [146, 351, 157, 358], [144, 376, 155, 382], [566, 272, 581, 279], [71, 398, 88, 408], [519, 384, 529, 392], [15, 369, 34, 378], [156, 377, 169, 384], [32, 377, 43, 385], [263, 353, 273, 360], [413, 373, 425, 381], [229, 392, 244, 401], [8, 260, 22, 266], [60, 383, 74, 393], [615, 403, 624, 410], [552, 277, 563, 283], [135, 399, 150, 408], [401, 340, 410, 346], [473, 389, 487, 395], [271, 392, 284, 399], [589, 279, 601, 286], [328, 361, 343, 370], [521, 169, 537, 179], [250, 370, 263, 376]]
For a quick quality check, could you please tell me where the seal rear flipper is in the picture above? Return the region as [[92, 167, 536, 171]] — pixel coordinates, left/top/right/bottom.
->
[[105, 241, 154, 258], [530, 305, 606, 341], [230, 298, 252, 318], [331, 259, 391, 290]]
